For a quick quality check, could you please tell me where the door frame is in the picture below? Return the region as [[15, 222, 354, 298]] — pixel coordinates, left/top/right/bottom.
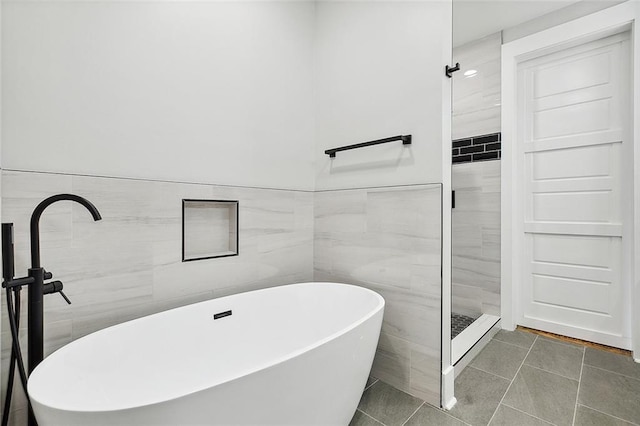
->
[[501, 0, 640, 360]]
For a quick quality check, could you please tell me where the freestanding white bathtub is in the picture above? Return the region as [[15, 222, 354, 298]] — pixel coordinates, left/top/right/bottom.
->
[[28, 282, 384, 425]]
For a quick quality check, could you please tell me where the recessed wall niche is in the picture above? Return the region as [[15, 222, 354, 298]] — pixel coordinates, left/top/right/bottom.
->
[[182, 199, 239, 261]]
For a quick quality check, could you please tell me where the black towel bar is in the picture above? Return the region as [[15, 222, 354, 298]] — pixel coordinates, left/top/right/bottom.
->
[[325, 135, 412, 158]]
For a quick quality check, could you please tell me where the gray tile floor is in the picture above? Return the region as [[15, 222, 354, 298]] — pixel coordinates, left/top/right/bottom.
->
[[351, 330, 640, 426]]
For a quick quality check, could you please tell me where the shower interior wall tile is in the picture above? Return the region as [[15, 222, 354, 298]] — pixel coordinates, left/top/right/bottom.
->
[[0, 170, 314, 412], [313, 184, 442, 406], [452, 160, 501, 317], [453, 257, 500, 287], [452, 32, 501, 141], [452, 283, 483, 318], [482, 227, 501, 260]]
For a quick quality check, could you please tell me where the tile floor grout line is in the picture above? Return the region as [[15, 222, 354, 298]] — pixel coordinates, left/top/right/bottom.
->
[[364, 378, 379, 392], [486, 334, 539, 426], [534, 335, 586, 349], [500, 402, 556, 425], [575, 403, 640, 426], [582, 363, 640, 382], [442, 408, 473, 426], [571, 346, 586, 426], [465, 364, 513, 382], [357, 408, 386, 426], [401, 402, 425, 426], [491, 337, 536, 351], [521, 363, 580, 383]]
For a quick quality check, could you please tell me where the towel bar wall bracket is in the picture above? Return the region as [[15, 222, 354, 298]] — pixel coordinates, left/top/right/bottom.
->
[[325, 135, 412, 158]]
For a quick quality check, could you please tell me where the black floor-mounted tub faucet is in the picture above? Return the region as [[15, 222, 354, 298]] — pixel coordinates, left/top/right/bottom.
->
[[28, 195, 101, 370], [1, 194, 101, 426]]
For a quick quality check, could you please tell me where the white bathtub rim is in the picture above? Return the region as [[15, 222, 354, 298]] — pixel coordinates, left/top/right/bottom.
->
[[28, 282, 385, 414]]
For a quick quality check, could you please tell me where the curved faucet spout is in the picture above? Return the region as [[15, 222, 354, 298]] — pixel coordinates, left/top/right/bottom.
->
[[25, 193, 102, 416], [30, 194, 102, 268]]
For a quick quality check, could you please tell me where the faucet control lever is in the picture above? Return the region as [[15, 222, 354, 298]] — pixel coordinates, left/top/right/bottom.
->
[[43, 270, 53, 280], [59, 290, 72, 305], [43, 280, 72, 304]]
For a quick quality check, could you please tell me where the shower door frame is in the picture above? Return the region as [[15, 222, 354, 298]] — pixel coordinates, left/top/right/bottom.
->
[[501, 0, 640, 360]]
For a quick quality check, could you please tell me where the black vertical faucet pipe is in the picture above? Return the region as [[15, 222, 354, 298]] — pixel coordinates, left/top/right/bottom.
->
[[27, 268, 44, 376]]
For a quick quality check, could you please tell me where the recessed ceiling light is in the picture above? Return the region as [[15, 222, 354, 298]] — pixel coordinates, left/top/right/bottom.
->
[[464, 69, 478, 77]]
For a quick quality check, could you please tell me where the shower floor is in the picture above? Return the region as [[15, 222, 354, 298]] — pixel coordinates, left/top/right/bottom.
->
[[451, 313, 477, 338]]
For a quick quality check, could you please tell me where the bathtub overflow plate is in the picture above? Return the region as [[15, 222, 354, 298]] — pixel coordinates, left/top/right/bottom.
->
[[214, 310, 232, 320]]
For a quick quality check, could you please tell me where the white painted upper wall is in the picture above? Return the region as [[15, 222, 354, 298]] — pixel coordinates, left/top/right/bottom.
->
[[1, 1, 316, 190], [314, 1, 450, 190], [2, 1, 452, 192]]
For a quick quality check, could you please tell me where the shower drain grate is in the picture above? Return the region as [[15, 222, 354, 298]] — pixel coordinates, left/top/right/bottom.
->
[[451, 313, 477, 338]]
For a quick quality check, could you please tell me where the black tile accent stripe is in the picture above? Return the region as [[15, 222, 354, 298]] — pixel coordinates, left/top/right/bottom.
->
[[472, 133, 500, 145], [485, 142, 501, 151], [460, 145, 484, 154], [452, 132, 501, 164], [453, 155, 472, 164], [473, 151, 498, 161], [453, 138, 472, 148]]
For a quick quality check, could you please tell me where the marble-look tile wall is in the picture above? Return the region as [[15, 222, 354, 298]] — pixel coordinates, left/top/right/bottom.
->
[[452, 32, 501, 141], [314, 184, 442, 406], [1, 170, 313, 421], [452, 161, 501, 318]]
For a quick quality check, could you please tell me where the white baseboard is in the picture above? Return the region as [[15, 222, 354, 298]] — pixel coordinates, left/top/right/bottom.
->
[[443, 396, 457, 411], [441, 365, 456, 410]]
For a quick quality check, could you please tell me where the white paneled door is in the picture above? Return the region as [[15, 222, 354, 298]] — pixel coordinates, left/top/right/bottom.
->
[[517, 31, 631, 349]]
